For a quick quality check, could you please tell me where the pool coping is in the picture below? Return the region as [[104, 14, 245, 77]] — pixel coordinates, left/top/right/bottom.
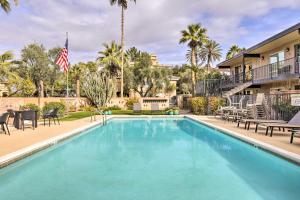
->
[[1, 115, 300, 168], [0, 116, 113, 169], [185, 115, 300, 165]]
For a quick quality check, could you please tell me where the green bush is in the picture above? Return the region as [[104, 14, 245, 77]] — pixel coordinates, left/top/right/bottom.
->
[[107, 106, 122, 111], [189, 97, 207, 115], [209, 97, 225, 114], [125, 98, 139, 110], [20, 103, 41, 113], [82, 105, 96, 112], [273, 102, 300, 121], [43, 102, 66, 116]]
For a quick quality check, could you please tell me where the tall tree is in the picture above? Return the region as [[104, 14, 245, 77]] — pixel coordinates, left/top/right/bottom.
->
[[226, 45, 246, 59], [21, 43, 50, 97], [130, 52, 170, 97], [185, 47, 204, 67], [179, 23, 207, 96], [48, 47, 63, 96], [126, 47, 141, 63], [1, 0, 18, 13], [97, 41, 122, 77], [109, 0, 137, 98], [0, 51, 36, 97], [200, 40, 222, 70]]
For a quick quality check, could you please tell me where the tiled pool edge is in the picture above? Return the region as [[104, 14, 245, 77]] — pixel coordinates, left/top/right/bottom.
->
[[185, 115, 300, 165], [0, 117, 113, 169]]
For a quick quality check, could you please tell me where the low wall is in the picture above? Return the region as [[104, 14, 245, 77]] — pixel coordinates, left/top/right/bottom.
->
[[0, 97, 88, 113], [0, 97, 172, 112]]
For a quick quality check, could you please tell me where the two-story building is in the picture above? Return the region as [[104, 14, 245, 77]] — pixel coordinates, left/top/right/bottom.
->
[[217, 23, 300, 96]]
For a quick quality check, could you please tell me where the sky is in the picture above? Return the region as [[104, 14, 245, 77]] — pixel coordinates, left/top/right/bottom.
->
[[1, 0, 300, 66]]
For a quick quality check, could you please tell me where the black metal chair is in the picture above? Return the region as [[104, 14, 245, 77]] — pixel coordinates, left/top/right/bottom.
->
[[21, 110, 36, 131], [0, 112, 10, 135], [43, 108, 60, 126], [7, 109, 15, 125]]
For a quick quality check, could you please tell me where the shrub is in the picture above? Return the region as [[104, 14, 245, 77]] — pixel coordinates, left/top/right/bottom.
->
[[107, 106, 122, 110], [20, 103, 41, 113], [189, 97, 207, 115], [209, 97, 225, 114], [43, 102, 66, 116], [125, 98, 139, 110], [82, 105, 96, 112], [69, 104, 77, 112], [273, 102, 300, 121]]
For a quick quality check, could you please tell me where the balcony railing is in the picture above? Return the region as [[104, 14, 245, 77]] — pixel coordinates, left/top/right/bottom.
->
[[252, 57, 300, 83], [219, 57, 300, 88], [220, 70, 252, 88]]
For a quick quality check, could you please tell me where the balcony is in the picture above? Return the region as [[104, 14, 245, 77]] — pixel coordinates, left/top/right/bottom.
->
[[220, 57, 300, 89], [252, 57, 300, 84]]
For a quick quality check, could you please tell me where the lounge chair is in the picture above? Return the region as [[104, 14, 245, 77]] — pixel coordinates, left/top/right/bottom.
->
[[0, 112, 10, 135], [260, 111, 300, 137], [238, 119, 286, 131], [290, 130, 300, 143]]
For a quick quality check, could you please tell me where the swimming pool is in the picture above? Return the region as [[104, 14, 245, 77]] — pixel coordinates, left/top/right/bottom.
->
[[0, 118, 300, 200]]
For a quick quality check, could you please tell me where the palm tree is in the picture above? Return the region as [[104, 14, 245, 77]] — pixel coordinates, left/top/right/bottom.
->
[[179, 23, 207, 96], [126, 47, 141, 63], [226, 45, 246, 59], [200, 40, 222, 71], [199, 40, 222, 99], [97, 41, 122, 77], [110, 0, 137, 98], [1, 0, 18, 13], [185, 47, 204, 67]]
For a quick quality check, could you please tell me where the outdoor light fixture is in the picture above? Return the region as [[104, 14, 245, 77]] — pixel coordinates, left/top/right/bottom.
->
[[286, 47, 290, 52], [261, 56, 265, 60]]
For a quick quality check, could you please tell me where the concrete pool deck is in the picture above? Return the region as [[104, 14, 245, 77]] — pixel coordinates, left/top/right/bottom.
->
[[0, 115, 300, 167], [0, 117, 99, 157], [193, 116, 300, 155]]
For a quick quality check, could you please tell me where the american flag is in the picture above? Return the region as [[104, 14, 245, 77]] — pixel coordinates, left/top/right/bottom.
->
[[56, 38, 69, 72]]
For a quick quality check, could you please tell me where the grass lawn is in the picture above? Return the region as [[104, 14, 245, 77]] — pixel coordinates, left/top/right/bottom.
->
[[112, 110, 166, 115], [61, 111, 93, 121], [61, 110, 168, 121]]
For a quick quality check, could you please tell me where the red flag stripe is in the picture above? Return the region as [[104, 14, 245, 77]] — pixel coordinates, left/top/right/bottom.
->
[[56, 48, 69, 72]]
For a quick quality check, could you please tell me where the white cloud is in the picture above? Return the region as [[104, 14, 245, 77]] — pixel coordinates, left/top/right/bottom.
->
[[0, 0, 300, 65]]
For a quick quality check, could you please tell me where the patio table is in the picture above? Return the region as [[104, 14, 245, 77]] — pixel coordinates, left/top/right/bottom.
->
[[13, 110, 38, 130]]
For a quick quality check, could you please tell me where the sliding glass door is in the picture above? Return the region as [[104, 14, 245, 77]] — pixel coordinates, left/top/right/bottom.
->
[[269, 51, 284, 77]]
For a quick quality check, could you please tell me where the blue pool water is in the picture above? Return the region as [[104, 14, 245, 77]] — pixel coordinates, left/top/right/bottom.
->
[[0, 118, 300, 200]]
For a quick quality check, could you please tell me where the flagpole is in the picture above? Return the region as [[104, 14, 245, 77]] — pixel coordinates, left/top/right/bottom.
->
[[66, 32, 69, 98], [67, 70, 69, 98]]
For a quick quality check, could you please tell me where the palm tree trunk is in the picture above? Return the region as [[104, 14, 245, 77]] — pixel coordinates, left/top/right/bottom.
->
[[40, 80, 44, 98], [120, 6, 125, 98], [51, 85, 54, 97], [76, 79, 80, 98], [191, 47, 196, 96]]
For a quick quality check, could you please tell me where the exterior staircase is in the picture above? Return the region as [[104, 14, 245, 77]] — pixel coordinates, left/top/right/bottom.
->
[[222, 82, 252, 98]]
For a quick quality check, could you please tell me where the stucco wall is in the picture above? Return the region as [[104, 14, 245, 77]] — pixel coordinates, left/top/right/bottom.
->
[[0, 97, 88, 113]]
